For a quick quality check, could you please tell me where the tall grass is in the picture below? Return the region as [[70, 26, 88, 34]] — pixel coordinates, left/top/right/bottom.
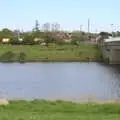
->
[[0, 100, 120, 120], [0, 44, 101, 62]]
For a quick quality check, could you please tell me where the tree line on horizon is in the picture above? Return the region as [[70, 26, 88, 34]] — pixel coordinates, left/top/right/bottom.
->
[[0, 27, 119, 45]]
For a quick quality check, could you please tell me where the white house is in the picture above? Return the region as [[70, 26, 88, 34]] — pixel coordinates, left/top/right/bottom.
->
[[2, 38, 10, 43], [34, 38, 44, 42], [18, 38, 23, 42]]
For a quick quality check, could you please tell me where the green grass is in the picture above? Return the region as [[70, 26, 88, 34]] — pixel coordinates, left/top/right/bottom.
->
[[0, 100, 120, 120], [0, 43, 101, 62]]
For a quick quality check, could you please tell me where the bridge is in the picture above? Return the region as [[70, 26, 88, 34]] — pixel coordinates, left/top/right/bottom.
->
[[97, 36, 120, 64]]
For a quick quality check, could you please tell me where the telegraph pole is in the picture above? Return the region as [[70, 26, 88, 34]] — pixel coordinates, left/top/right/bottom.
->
[[88, 18, 90, 34], [88, 18, 90, 40], [80, 24, 83, 32], [110, 24, 113, 36], [18, 30, 20, 39]]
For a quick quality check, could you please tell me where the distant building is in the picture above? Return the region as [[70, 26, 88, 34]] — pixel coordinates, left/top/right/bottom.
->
[[51, 32, 72, 42], [96, 32, 112, 44], [2, 38, 10, 43], [18, 38, 23, 42], [34, 37, 44, 42], [40, 42, 46, 46], [89, 37, 96, 42]]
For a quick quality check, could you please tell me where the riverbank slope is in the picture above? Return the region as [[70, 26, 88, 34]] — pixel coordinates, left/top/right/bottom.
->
[[0, 43, 101, 62], [1, 100, 120, 120]]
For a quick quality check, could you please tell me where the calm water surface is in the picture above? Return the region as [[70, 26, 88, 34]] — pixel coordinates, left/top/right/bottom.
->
[[0, 62, 120, 102]]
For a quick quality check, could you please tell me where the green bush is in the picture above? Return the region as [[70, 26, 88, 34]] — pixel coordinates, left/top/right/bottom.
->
[[0, 51, 16, 62], [104, 57, 109, 64], [56, 39, 65, 46], [10, 37, 22, 45], [23, 35, 35, 45], [71, 39, 78, 45], [18, 52, 27, 63]]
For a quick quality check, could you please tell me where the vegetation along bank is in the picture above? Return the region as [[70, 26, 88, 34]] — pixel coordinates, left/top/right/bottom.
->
[[1, 100, 120, 120], [0, 43, 101, 63], [0, 28, 102, 62]]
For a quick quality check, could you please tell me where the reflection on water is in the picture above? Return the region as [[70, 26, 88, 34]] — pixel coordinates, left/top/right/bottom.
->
[[0, 62, 120, 102]]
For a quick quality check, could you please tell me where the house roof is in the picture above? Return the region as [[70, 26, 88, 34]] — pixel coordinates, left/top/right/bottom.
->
[[104, 37, 120, 43], [51, 32, 71, 40]]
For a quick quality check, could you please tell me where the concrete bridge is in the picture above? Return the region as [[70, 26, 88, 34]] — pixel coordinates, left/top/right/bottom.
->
[[97, 36, 120, 64]]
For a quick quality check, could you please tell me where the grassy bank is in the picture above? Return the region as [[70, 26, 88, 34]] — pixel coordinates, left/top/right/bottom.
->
[[0, 100, 120, 119], [0, 43, 101, 62]]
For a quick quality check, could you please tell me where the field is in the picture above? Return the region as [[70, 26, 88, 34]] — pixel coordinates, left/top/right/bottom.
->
[[0, 43, 101, 62], [0, 100, 120, 120]]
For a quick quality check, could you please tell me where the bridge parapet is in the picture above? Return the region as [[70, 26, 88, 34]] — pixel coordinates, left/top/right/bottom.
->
[[99, 37, 120, 64]]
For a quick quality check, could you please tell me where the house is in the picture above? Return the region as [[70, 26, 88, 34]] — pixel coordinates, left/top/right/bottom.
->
[[40, 42, 46, 46], [96, 32, 112, 44], [34, 37, 44, 42], [89, 37, 96, 42], [2, 38, 10, 43], [0, 98, 8, 105], [18, 38, 23, 42], [51, 32, 72, 42], [64, 39, 72, 43]]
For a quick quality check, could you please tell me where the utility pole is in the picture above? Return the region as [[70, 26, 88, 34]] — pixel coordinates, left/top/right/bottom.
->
[[80, 25, 83, 32], [95, 29, 98, 33], [110, 24, 113, 36], [18, 29, 20, 39], [88, 18, 90, 34], [88, 18, 90, 40]]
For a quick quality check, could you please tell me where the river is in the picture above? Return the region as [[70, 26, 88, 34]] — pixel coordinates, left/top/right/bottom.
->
[[0, 62, 120, 102]]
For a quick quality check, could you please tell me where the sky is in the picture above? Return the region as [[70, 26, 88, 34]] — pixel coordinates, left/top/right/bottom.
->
[[0, 0, 120, 32]]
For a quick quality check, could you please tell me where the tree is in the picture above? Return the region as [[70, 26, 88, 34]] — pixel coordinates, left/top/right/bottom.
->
[[18, 52, 27, 63], [71, 35, 85, 45], [44, 35, 51, 47], [99, 32, 112, 36], [10, 37, 21, 45], [0, 51, 16, 62], [0, 28, 14, 40], [23, 35, 35, 45], [1, 28, 13, 35], [31, 30, 44, 38], [116, 31, 120, 36]]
